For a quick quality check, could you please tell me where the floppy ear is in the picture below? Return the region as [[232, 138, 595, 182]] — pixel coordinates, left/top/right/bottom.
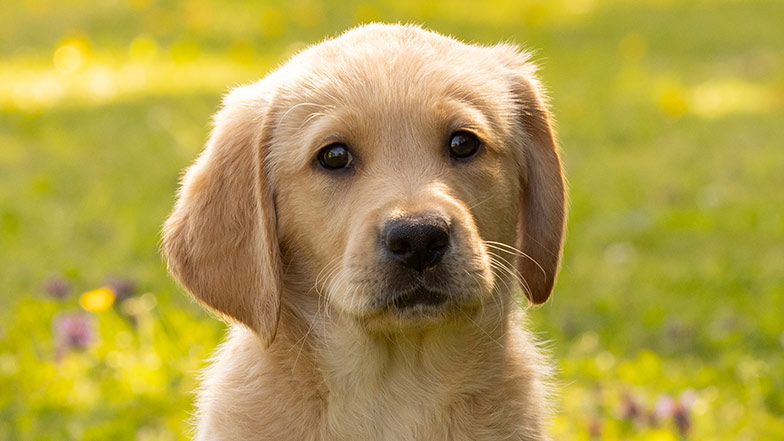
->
[[162, 84, 281, 347], [511, 71, 567, 305]]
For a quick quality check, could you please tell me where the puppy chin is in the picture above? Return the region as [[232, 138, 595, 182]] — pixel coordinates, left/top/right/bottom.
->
[[349, 282, 491, 334], [357, 305, 457, 334]]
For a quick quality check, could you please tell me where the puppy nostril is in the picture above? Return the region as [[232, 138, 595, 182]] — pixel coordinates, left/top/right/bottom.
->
[[386, 235, 411, 255], [427, 231, 449, 251], [383, 215, 450, 272]]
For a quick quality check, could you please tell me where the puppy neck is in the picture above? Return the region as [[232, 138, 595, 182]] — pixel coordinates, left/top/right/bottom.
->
[[242, 293, 548, 439], [278, 290, 514, 390]]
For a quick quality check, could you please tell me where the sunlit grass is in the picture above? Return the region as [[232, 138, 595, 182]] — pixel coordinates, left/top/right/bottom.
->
[[0, 55, 279, 112], [688, 78, 780, 119]]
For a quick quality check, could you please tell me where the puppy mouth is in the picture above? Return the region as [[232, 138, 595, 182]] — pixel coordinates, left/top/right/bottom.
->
[[389, 286, 447, 310]]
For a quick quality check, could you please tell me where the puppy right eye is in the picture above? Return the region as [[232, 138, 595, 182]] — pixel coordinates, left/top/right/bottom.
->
[[317, 143, 353, 170], [448, 131, 481, 159]]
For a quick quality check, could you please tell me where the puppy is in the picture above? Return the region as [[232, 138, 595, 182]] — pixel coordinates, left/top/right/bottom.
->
[[163, 23, 566, 441]]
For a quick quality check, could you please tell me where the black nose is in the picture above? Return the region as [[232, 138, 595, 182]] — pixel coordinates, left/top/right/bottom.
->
[[383, 215, 450, 272]]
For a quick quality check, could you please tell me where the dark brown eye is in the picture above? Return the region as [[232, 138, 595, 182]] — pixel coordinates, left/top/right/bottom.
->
[[317, 143, 353, 170], [448, 131, 481, 159]]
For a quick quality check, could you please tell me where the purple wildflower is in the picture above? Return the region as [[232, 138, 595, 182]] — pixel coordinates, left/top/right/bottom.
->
[[106, 276, 136, 303], [619, 391, 643, 424], [674, 390, 697, 434], [588, 417, 602, 438], [673, 402, 691, 434], [54, 312, 95, 356], [44, 276, 71, 300], [650, 394, 675, 426]]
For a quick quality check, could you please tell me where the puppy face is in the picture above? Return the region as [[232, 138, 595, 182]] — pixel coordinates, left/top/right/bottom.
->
[[270, 42, 522, 327], [163, 24, 566, 343]]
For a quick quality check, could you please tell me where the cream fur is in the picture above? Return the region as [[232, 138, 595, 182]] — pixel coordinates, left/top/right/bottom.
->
[[163, 23, 566, 441]]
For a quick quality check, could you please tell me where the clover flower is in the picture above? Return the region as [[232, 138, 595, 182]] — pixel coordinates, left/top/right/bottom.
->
[[650, 394, 675, 426], [106, 276, 136, 303], [674, 389, 697, 435], [619, 391, 643, 424], [588, 417, 602, 438], [53, 312, 95, 355], [44, 275, 71, 300], [647, 390, 696, 434]]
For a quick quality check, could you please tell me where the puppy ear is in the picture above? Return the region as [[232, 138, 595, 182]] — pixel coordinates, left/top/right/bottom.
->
[[511, 70, 567, 305], [162, 84, 281, 347]]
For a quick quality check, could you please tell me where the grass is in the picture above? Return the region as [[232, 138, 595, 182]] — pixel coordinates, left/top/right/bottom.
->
[[1, 0, 782, 439]]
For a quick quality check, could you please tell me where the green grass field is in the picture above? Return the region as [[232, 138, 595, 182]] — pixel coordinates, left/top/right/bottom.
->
[[1, 0, 782, 439]]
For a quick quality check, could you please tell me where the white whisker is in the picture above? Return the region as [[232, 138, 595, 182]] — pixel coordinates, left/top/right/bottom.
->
[[485, 241, 547, 281]]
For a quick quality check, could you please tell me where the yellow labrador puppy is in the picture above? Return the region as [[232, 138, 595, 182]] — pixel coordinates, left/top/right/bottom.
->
[[163, 23, 566, 441]]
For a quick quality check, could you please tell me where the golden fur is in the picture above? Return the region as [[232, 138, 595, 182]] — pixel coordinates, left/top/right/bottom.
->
[[163, 23, 567, 440]]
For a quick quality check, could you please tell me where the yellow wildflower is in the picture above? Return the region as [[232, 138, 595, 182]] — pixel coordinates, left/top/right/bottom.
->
[[79, 286, 116, 312]]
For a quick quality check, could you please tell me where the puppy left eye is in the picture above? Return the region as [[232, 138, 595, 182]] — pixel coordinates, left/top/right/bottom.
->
[[448, 131, 481, 159], [318, 143, 353, 170]]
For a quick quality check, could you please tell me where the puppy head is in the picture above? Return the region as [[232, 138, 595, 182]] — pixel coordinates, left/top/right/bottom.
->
[[162, 24, 566, 343]]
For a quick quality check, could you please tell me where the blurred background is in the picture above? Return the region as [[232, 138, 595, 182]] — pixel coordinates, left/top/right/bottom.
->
[[1, 0, 782, 439]]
